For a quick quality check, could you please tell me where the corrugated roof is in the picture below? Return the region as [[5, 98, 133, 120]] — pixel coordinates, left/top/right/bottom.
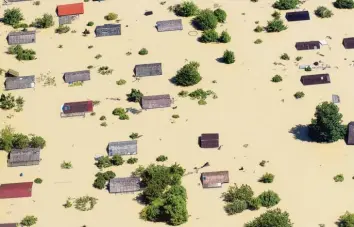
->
[[141, 94, 171, 109], [9, 148, 41, 165], [348, 122, 354, 145], [0, 182, 33, 199], [64, 70, 90, 83], [62, 100, 93, 114], [0, 224, 18, 227], [156, 19, 183, 32], [201, 171, 229, 188], [301, 74, 330, 86], [108, 140, 137, 156], [57, 3, 84, 16], [109, 177, 141, 193], [134, 63, 162, 77], [286, 11, 310, 22], [95, 24, 121, 37], [5, 76, 35, 90]]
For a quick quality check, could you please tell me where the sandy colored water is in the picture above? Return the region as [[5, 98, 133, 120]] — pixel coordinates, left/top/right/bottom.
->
[[1, 0, 354, 226]]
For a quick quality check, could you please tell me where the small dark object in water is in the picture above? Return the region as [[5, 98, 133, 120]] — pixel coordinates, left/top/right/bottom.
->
[[218, 145, 223, 150], [201, 162, 210, 168], [145, 11, 153, 16], [314, 62, 319, 66], [239, 167, 244, 171], [126, 25, 128, 27], [172, 106, 177, 109]]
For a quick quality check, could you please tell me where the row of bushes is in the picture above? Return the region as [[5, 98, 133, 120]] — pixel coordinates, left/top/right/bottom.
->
[[0, 93, 24, 112], [273, 0, 354, 10], [200, 30, 231, 43], [8, 45, 36, 61]]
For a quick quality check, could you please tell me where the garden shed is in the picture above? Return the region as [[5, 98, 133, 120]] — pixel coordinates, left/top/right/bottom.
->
[[141, 94, 171, 109], [6, 69, 19, 77], [285, 11, 310, 22], [201, 171, 229, 188], [0, 224, 18, 227], [7, 31, 36, 45], [300, 74, 330, 86], [343, 37, 354, 49], [107, 140, 137, 156], [295, 41, 320, 50], [134, 63, 162, 77], [199, 133, 219, 148], [95, 24, 121, 37], [5, 76, 35, 90], [0, 182, 33, 199], [8, 148, 41, 167], [57, 2, 84, 16], [109, 177, 141, 193], [63, 70, 90, 83], [156, 19, 183, 32], [62, 100, 93, 114]]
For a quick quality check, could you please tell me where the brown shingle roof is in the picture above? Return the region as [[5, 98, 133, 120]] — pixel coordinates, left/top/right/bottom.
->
[[201, 171, 229, 188], [141, 94, 171, 109]]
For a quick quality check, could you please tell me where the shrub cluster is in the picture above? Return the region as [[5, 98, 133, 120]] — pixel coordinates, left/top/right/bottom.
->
[[127, 157, 138, 164], [200, 30, 231, 43], [193, 8, 227, 30], [259, 173, 275, 183], [61, 161, 73, 169], [95, 155, 124, 169], [138, 48, 148, 55], [98, 66, 113, 75], [222, 50, 235, 64], [3, 8, 24, 27], [93, 170, 116, 189], [245, 208, 293, 227], [0, 93, 25, 111], [55, 25, 71, 34], [21, 215, 38, 227], [30, 14, 54, 28], [127, 89, 144, 102], [105, 12, 118, 20], [34, 178, 43, 184], [173, 1, 199, 17], [112, 108, 129, 120], [272, 75, 283, 83], [174, 61, 201, 86], [334, 174, 344, 182], [338, 212, 354, 226], [273, 0, 299, 10], [315, 6, 333, 18], [294, 91, 305, 99], [180, 89, 217, 105], [8, 45, 36, 61], [266, 19, 287, 32], [156, 155, 168, 162], [334, 0, 354, 9]]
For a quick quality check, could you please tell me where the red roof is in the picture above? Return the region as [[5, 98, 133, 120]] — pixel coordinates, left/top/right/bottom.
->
[[62, 100, 93, 114], [0, 182, 33, 199], [57, 3, 84, 16]]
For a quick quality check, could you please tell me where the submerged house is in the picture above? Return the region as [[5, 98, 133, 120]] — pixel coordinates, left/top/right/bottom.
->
[[8, 148, 41, 167], [107, 140, 137, 156], [57, 2, 84, 17], [134, 63, 162, 77], [0, 224, 18, 227], [300, 74, 330, 86], [109, 177, 141, 193], [199, 133, 219, 148], [63, 70, 90, 83], [61, 100, 93, 114], [295, 41, 320, 51], [59, 15, 75, 25], [347, 122, 354, 145], [141, 94, 171, 109], [285, 11, 310, 22], [201, 171, 229, 188], [156, 19, 183, 32], [95, 24, 121, 37], [343, 38, 354, 49], [0, 182, 33, 199], [7, 31, 36, 45], [5, 76, 35, 90]]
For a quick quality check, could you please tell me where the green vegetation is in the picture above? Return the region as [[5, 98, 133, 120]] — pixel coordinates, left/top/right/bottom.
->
[[296, 56, 302, 61], [139, 48, 149, 55], [193, 9, 218, 30], [315, 6, 333, 18], [308, 102, 346, 143], [87, 21, 94, 26], [272, 11, 281, 19], [3, 8, 24, 27], [174, 61, 201, 86], [127, 157, 138, 164], [34, 178, 42, 184], [31, 14, 54, 28], [116, 79, 126, 85], [245, 209, 293, 227], [273, 0, 299, 10], [219, 30, 231, 43], [112, 108, 129, 120], [95, 54, 102, 59], [338, 212, 354, 226], [95, 155, 124, 169], [156, 155, 168, 162], [254, 25, 264, 32], [334, 0, 354, 9], [254, 39, 262, 44], [105, 12, 118, 20], [172, 114, 180, 119], [258, 190, 280, 207], [69, 81, 83, 87], [174, 1, 199, 17], [178, 90, 189, 97], [0, 93, 24, 111], [280, 53, 290, 60], [21, 215, 38, 226], [129, 132, 142, 140], [334, 174, 344, 182], [127, 89, 144, 102], [100, 122, 108, 127], [200, 29, 219, 43], [74, 196, 98, 211], [55, 25, 71, 34], [214, 8, 227, 23], [94, 171, 116, 189], [265, 19, 287, 32], [222, 50, 235, 64], [272, 75, 283, 83], [98, 66, 113, 75], [259, 173, 274, 183], [63, 198, 73, 208], [188, 89, 217, 103], [61, 161, 73, 169], [99, 116, 106, 121], [294, 91, 305, 99], [8, 45, 36, 61]]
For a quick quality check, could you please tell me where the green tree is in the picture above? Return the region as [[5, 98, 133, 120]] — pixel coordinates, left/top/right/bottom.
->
[[20, 215, 38, 226], [96, 156, 112, 168], [93, 176, 106, 189], [265, 19, 287, 32], [214, 8, 227, 22], [96, 171, 116, 180], [258, 190, 281, 208], [273, 0, 299, 10], [3, 8, 24, 26], [12, 133, 30, 149], [29, 135, 46, 148], [224, 199, 248, 215], [174, 1, 199, 17], [259, 173, 275, 183], [0, 125, 14, 152], [315, 6, 333, 18], [193, 9, 218, 30], [200, 29, 219, 43], [222, 50, 235, 64], [132, 165, 145, 177], [219, 30, 231, 43], [31, 13, 54, 28], [163, 194, 188, 225], [174, 61, 201, 86], [112, 108, 129, 120], [338, 212, 354, 227], [0, 93, 16, 110], [111, 154, 124, 166], [140, 198, 164, 221], [247, 197, 261, 210], [334, 0, 354, 8], [245, 208, 293, 227], [222, 184, 254, 203], [127, 89, 144, 102], [308, 102, 346, 143]]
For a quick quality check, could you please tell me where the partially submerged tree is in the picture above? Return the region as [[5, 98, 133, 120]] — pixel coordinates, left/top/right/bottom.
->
[[219, 30, 231, 43], [265, 19, 287, 32], [315, 6, 333, 18], [214, 8, 227, 23], [222, 50, 235, 64], [31, 13, 54, 28], [193, 9, 218, 30], [21, 215, 38, 227], [257, 190, 280, 208], [273, 0, 299, 10], [200, 29, 219, 43], [127, 89, 143, 102], [3, 8, 24, 26], [173, 1, 199, 17], [174, 61, 201, 86], [334, 0, 354, 8], [338, 212, 354, 227], [245, 208, 293, 227]]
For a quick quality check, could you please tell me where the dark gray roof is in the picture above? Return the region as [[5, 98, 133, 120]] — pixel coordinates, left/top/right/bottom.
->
[[156, 19, 183, 32], [134, 63, 162, 77], [0, 224, 18, 227], [108, 140, 137, 156], [95, 24, 121, 37], [9, 148, 41, 164], [7, 31, 36, 45], [348, 122, 354, 145], [5, 76, 35, 90], [59, 15, 73, 25], [109, 177, 141, 193], [141, 94, 171, 109], [64, 70, 90, 83]]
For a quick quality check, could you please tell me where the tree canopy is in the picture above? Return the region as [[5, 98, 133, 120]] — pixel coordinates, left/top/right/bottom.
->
[[193, 9, 218, 30], [31, 13, 54, 28], [334, 0, 354, 9], [273, 0, 299, 10], [3, 8, 24, 26], [245, 208, 293, 227], [174, 61, 201, 86], [174, 1, 199, 17], [338, 212, 354, 227]]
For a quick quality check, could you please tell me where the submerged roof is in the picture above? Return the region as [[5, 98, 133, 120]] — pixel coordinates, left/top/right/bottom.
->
[[201, 171, 229, 188], [9, 148, 41, 164], [64, 70, 90, 83], [134, 63, 162, 77], [95, 24, 121, 37], [109, 177, 141, 193], [295, 41, 320, 50], [108, 140, 137, 156], [57, 3, 84, 16], [5, 76, 35, 90], [62, 100, 93, 114], [300, 74, 330, 86], [141, 94, 171, 109], [286, 11, 310, 21], [0, 182, 33, 199], [156, 19, 183, 32], [348, 122, 354, 145]]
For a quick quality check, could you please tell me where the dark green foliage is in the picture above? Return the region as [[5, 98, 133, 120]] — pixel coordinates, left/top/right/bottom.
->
[[139, 48, 148, 55], [87, 21, 94, 26], [31, 14, 54, 28], [224, 199, 247, 215], [34, 178, 42, 184], [259, 173, 274, 183], [200, 29, 219, 43], [127, 157, 138, 164], [132, 165, 145, 177], [193, 9, 218, 30], [96, 171, 116, 180], [334, 0, 354, 8], [222, 50, 235, 64], [174, 1, 199, 17], [280, 53, 290, 60], [222, 184, 254, 203], [8, 45, 36, 61], [265, 19, 287, 32], [272, 75, 282, 83], [105, 12, 118, 20], [315, 6, 333, 18], [96, 156, 112, 169], [254, 25, 264, 32], [164, 185, 187, 201], [245, 208, 293, 227], [219, 30, 231, 43], [273, 0, 299, 10], [334, 174, 344, 182], [294, 91, 305, 99], [21, 215, 38, 226], [29, 136, 46, 149], [129, 132, 142, 140], [127, 89, 144, 102], [308, 102, 346, 143], [156, 155, 168, 162], [111, 154, 124, 166], [247, 197, 262, 210], [112, 108, 129, 120], [13, 23, 28, 29], [0, 93, 16, 110], [174, 61, 201, 86], [254, 39, 262, 44], [12, 133, 30, 149], [272, 11, 281, 19], [296, 56, 302, 61], [93, 176, 106, 189], [0, 126, 14, 152], [163, 193, 188, 225], [258, 190, 281, 208], [3, 8, 24, 26], [214, 8, 227, 23], [338, 212, 354, 227], [55, 25, 70, 34]]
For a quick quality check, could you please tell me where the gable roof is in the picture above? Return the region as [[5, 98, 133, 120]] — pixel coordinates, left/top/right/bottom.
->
[[156, 19, 183, 32], [286, 11, 310, 21], [347, 122, 354, 145], [64, 70, 90, 83], [62, 101, 93, 114], [5, 76, 35, 90], [134, 63, 162, 77], [0, 224, 18, 227], [95, 24, 121, 37], [201, 171, 229, 188], [141, 94, 171, 109], [108, 140, 137, 156], [57, 3, 84, 16], [8, 148, 41, 166], [0, 182, 33, 199], [7, 31, 36, 45], [109, 177, 141, 193]]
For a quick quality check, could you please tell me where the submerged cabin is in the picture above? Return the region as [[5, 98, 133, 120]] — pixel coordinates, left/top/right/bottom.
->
[[8, 148, 41, 167], [7, 31, 36, 45], [62, 100, 93, 114], [108, 140, 137, 156], [63, 70, 90, 83], [300, 74, 330, 86], [0, 182, 33, 199], [347, 122, 354, 145], [141, 94, 171, 109], [201, 171, 229, 188], [199, 133, 219, 148], [295, 41, 320, 51], [5, 76, 35, 90], [95, 24, 121, 37], [343, 38, 354, 49], [0, 224, 18, 227], [109, 177, 141, 193], [134, 63, 162, 77], [286, 11, 310, 22], [57, 3, 84, 17], [156, 19, 183, 32]]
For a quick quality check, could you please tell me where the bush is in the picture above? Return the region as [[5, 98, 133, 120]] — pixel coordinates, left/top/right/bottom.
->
[[139, 48, 148, 55], [8, 45, 36, 61], [29, 136, 46, 149], [96, 171, 116, 180], [272, 75, 282, 83], [222, 184, 254, 203], [254, 39, 262, 44], [99, 115, 106, 121], [258, 190, 281, 208], [174, 61, 201, 86], [219, 30, 231, 43], [295, 56, 302, 61], [315, 6, 333, 18], [127, 89, 143, 102], [254, 25, 264, 32], [193, 9, 218, 30], [3, 8, 24, 26], [308, 102, 346, 143], [214, 8, 227, 22], [55, 25, 70, 34], [222, 50, 235, 64], [12, 133, 29, 149], [200, 29, 219, 43], [245, 208, 293, 227], [259, 173, 274, 183], [74, 196, 98, 211], [127, 157, 138, 164], [105, 12, 118, 20], [273, 0, 299, 10], [224, 200, 247, 215], [0, 93, 16, 110], [266, 19, 287, 32], [112, 108, 129, 120], [129, 132, 142, 140], [174, 1, 199, 16], [260, 160, 266, 167], [156, 155, 168, 162], [111, 154, 124, 166], [172, 114, 180, 119], [63, 199, 72, 208], [247, 197, 261, 210], [338, 212, 354, 227], [294, 91, 305, 99], [132, 165, 145, 177], [21, 215, 38, 226], [272, 11, 281, 19], [305, 66, 312, 71], [61, 161, 73, 169], [280, 53, 290, 60], [33, 1, 40, 5], [98, 66, 113, 75], [34, 178, 42, 184], [334, 0, 354, 8], [87, 21, 94, 26], [31, 14, 54, 28], [96, 156, 112, 169], [100, 122, 107, 127], [334, 174, 344, 182], [95, 54, 102, 59], [93, 176, 106, 189], [116, 79, 126, 85]]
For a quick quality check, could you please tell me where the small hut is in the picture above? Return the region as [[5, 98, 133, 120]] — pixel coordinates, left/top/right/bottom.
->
[[199, 133, 219, 148], [6, 69, 19, 77], [63, 70, 90, 83], [5, 76, 35, 90], [0, 182, 33, 199], [8, 148, 41, 167], [57, 3, 84, 17], [95, 24, 121, 37], [285, 11, 310, 22], [141, 94, 171, 109], [347, 122, 354, 145], [109, 177, 141, 193], [134, 63, 162, 77], [156, 19, 183, 32], [0, 224, 18, 227], [62, 100, 93, 114], [7, 31, 36, 45], [201, 171, 229, 188], [300, 74, 330, 86], [295, 41, 320, 51], [343, 38, 354, 49], [108, 140, 137, 156]]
